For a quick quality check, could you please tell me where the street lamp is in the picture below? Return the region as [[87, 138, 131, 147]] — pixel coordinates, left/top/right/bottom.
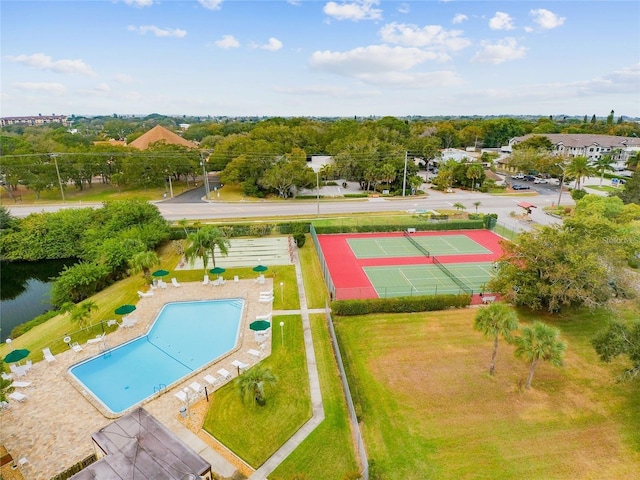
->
[[183, 387, 190, 418], [280, 282, 284, 303], [200, 161, 210, 199], [279, 321, 285, 347], [402, 151, 408, 197]]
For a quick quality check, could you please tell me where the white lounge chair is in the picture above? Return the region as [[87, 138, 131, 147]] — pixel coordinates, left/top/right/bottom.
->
[[212, 278, 221, 286], [9, 365, 27, 378], [174, 390, 188, 402], [157, 279, 168, 289], [137, 290, 154, 298], [234, 275, 239, 282], [87, 333, 106, 344], [120, 316, 138, 328], [204, 374, 219, 387], [0, 400, 10, 410], [217, 368, 233, 381], [231, 359, 249, 373], [259, 295, 274, 304], [202, 275, 210, 285], [8, 391, 27, 402], [256, 312, 272, 322], [106, 319, 118, 327], [11, 381, 32, 388], [171, 277, 181, 287], [260, 289, 274, 297], [189, 381, 204, 396], [24, 360, 32, 370], [70, 342, 83, 352], [1, 372, 12, 381], [42, 347, 56, 363], [247, 349, 262, 359]]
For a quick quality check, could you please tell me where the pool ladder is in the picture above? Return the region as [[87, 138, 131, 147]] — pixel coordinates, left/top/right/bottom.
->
[[154, 384, 167, 394]]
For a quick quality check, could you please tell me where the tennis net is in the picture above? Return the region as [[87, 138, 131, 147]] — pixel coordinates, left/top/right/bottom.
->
[[432, 256, 473, 295], [403, 230, 430, 258]]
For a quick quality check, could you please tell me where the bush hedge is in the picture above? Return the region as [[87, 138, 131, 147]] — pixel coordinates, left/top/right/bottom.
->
[[331, 294, 471, 315], [315, 219, 484, 234]]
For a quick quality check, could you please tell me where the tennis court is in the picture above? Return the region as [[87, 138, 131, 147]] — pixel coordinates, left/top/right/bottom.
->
[[347, 234, 491, 259], [364, 262, 494, 297]]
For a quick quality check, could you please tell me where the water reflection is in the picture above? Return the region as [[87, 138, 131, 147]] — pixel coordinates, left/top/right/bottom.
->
[[0, 259, 72, 342]]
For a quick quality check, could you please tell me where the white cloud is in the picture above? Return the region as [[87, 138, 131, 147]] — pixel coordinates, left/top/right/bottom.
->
[[356, 70, 464, 88], [530, 9, 566, 30], [121, 0, 154, 7], [198, 0, 223, 11], [323, 0, 382, 22], [215, 35, 240, 49], [452, 14, 468, 24], [274, 85, 378, 99], [310, 45, 445, 76], [6, 53, 96, 76], [114, 74, 134, 84], [379, 22, 471, 52], [489, 12, 515, 31], [397, 3, 410, 14], [13, 82, 66, 94], [253, 37, 283, 51], [127, 25, 187, 38], [91, 83, 112, 95], [471, 38, 526, 64]]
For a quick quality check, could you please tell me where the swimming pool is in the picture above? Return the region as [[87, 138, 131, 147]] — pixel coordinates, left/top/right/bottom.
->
[[69, 298, 244, 415]]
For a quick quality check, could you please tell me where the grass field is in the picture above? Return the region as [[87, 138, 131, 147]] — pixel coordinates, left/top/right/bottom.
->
[[334, 304, 640, 479]]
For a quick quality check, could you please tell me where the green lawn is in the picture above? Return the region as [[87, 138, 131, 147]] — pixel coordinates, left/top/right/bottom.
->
[[334, 304, 640, 479]]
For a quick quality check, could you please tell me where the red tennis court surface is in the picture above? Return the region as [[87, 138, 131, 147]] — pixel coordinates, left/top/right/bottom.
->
[[317, 230, 504, 303]]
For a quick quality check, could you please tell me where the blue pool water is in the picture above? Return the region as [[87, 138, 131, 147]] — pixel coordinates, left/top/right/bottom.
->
[[69, 299, 244, 415]]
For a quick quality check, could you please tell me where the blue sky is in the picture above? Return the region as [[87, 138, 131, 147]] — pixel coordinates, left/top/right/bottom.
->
[[1, 0, 639, 118]]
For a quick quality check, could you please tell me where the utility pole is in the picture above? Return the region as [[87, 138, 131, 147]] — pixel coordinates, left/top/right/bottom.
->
[[402, 151, 408, 196], [50, 153, 65, 201]]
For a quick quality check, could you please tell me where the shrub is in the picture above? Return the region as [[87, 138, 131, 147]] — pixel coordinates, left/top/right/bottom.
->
[[294, 233, 306, 247], [331, 294, 471, 315]]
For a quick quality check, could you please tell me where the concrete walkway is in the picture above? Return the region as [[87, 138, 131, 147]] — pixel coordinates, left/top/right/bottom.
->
[[250, 246, 325, 479]]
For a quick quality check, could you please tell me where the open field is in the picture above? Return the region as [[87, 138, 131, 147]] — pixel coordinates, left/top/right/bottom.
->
[[334, 305, 640, 479]]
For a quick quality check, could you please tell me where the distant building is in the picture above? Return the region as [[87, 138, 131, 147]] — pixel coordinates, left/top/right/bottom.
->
[[506, 134, 640, 170], [1, 114, 70, 127], [440, 148, 480, 163]]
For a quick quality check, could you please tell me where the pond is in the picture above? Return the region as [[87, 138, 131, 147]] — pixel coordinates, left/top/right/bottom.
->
[[0, 259, 71, 342]]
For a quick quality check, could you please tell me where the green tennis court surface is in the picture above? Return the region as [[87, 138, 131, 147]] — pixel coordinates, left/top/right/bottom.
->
[[363, 262, 495, 297], [348, 235, 491, 259]]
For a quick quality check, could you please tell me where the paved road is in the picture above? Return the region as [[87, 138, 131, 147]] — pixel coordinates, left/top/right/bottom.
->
[[6, 179, 573, 231]]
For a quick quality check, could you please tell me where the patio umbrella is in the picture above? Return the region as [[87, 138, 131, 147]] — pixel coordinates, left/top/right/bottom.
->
[[3, 348, 30, 364], [209, 267, 226, 275], [115, 304, 136, 315], [250, 320, 271, 331], [253, 265, 268, 273], [152, 269, 170, 277]]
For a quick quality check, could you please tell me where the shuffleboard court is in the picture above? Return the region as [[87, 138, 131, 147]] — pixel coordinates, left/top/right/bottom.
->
[[348, 234, 491, 259], [363, 262, 494, 298]]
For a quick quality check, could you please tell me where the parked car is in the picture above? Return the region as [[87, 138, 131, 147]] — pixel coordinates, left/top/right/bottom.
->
[[512, 184, 530, 190], [512, 173, 525, 179], [523, 175, 536, 181], [533, 177, 548, 184]]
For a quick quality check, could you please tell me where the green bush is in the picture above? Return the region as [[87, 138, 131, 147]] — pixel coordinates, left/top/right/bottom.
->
[[294, 233, 306, 247], [331, 294, 471, 315]]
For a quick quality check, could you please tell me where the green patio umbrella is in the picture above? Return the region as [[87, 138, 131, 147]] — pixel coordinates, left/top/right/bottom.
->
[[209, 267, 226, 275], [3, 348, 30, 364], [115, 304, 136, 315], [250, 320, 271, 331], [252, 265, 268, 273], [152, 269, 170, 277]]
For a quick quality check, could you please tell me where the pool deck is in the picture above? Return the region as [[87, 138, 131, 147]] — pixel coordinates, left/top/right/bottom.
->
[[0, 278, 275, 480]]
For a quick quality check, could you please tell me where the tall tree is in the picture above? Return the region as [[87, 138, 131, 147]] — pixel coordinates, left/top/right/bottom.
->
[[592, 321, 640, 381], [128, 250, 160, 284], [565, 156, 595, 190], [201, 226, 231, 268], [514, 321, 566, 389], [71, 300, 98, 328], [474, 303, 520, 376], [466, 163, 484, 191], [593, 154, 615, 186], [237, 366, 277, 406], [184, 228, 211, 273]]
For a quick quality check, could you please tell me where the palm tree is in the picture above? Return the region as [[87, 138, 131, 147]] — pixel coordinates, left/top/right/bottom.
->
[[565, 156, 595, 190], [474, 303, 520, 376], [184, 228, 211, 273], [202, 226, 231, 268], [237, 366, 277, 406], [473, 201, 482, 213], [466, 163, 483, 191], [514, 321, 566, 389], [128, 250, 160, 284], [593, 155, 615, 186], [453, 202, 466, 212], [71, 300, 98, 329], [380, 163, 397, 190]]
